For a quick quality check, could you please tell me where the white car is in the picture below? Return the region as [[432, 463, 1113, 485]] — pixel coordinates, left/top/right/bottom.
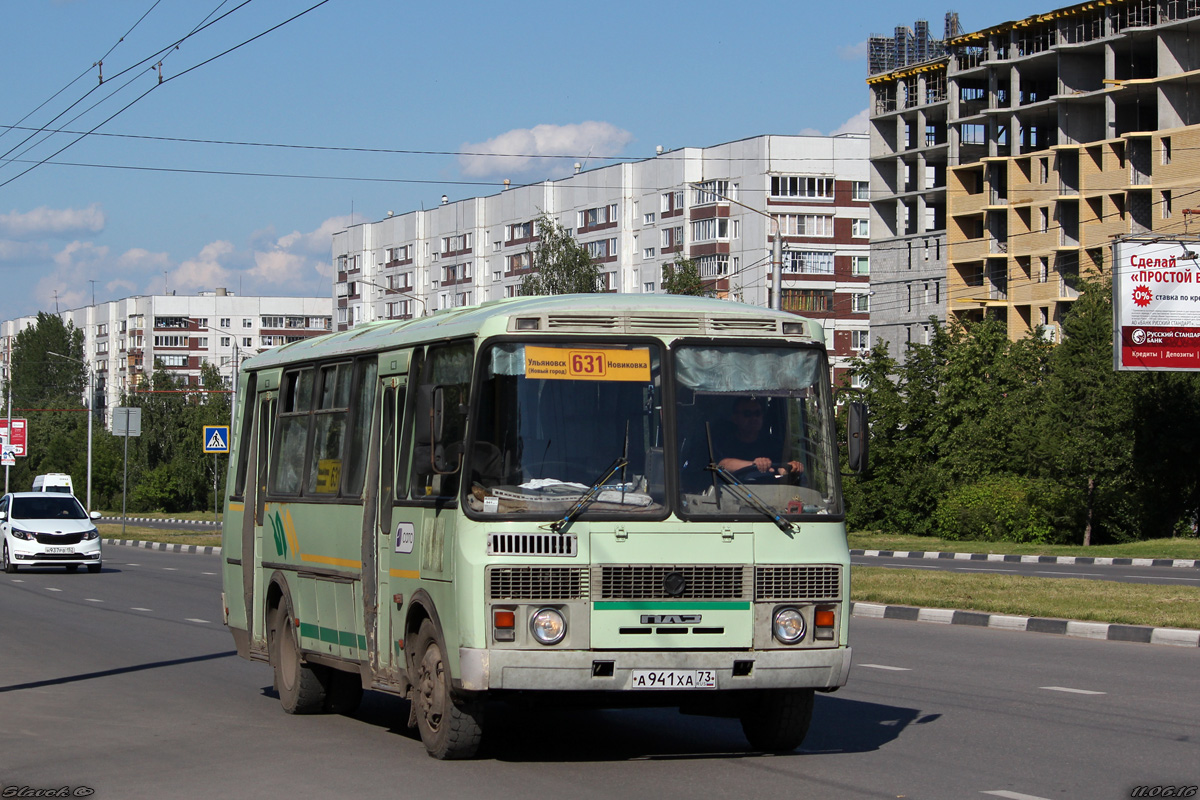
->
[[1, 492, 102, 573]]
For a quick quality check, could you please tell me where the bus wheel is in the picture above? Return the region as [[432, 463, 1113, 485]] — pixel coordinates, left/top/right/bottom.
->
[[739, 688, 814, 752], [268, 600, 326, 714], [412, 619, 483, 759], [325, 670, 364, 714], [3, 543, 16, 573]]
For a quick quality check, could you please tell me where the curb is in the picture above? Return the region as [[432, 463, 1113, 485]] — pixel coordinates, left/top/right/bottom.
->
[[103, 538, 222, 556], [850, 601, 1200, 648], [99, 517, 221, 527], [851, 549, 1200, 569]]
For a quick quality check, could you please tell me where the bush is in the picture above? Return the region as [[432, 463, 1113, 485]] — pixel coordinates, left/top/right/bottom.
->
[[934, 475, 1058, 544]]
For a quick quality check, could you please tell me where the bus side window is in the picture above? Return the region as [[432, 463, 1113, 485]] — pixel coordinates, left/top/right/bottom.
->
[[410, 342, 472, 500], [306, 362, 353, 496], [341, 358, 379, 499], [231, 373, 258, 499], [270, 368, 314, 495]]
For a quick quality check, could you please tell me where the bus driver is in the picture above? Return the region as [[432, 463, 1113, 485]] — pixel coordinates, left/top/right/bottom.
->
[[713, 397, 803, 481]]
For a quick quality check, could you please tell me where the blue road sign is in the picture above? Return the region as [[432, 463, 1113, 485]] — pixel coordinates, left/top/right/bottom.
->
[[203, 425, 230, 453]]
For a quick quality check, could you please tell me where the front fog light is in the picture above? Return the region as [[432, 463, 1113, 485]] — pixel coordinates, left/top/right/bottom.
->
[[773, 607, 806, 644], [530, 608, 566, 645]]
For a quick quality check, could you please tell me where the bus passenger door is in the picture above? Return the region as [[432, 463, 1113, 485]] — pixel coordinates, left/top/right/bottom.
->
[[374, 377, 406, 680], [245, 392, 276, 651]]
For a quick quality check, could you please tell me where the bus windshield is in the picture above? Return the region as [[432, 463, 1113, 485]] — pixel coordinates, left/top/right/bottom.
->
[[468, 342, 665, 517], [674, 344, 842, 519]]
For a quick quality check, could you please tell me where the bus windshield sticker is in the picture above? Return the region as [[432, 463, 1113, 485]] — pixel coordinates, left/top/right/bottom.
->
[[394, 521, 415, 554], [314, 459, 342, 493], [524, 346, 651, 382]]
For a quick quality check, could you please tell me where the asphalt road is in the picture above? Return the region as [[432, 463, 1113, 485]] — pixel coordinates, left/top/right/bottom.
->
[[2, 547, 1197, 800], [854, 552, 1200, 587]]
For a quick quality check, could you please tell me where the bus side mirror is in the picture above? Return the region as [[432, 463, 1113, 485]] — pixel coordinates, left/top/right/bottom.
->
[[847, 401, 868, 473]]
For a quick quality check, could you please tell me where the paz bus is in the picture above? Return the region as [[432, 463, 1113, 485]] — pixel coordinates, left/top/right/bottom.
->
[[220, 293, 866, 759]]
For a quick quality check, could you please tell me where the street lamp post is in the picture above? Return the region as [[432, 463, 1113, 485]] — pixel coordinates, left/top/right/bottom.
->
[[47, 351, 93, 512]]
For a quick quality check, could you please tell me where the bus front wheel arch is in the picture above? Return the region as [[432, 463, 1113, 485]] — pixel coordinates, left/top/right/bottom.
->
[[267, 594, 327, 714]]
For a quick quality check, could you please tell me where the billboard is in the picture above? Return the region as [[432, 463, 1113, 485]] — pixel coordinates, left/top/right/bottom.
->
[[0, 418, 28, 456], [1113, 236, 1200, 371]]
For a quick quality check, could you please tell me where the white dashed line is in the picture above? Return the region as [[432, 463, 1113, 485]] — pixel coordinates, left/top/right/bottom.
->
[[46, 588, 62, 592], [163, 567, 178, 571], [85, 598, 103, 603], [1039, 686, 1106, 695], [186, 618, 211, 624], [1040, 571, 1102, 577], [131, 607, 152, 612], [982, 791, 1054, 800], [1127, 575, 1200, 582], [857, 664, 912, 671], [958, 567, 1017, 573], [201, 572, 216, 576], [11, 579, 23, 583]]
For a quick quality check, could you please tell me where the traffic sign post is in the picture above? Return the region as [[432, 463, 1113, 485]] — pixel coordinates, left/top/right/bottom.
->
[[114, 407, 141, 538], [203, 426, 230, 522]]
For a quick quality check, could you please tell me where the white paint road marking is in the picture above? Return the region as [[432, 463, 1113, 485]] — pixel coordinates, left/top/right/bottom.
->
[[1039, 571, 1102, 577], [45, 587, 62, 592], [857, 664, 912, 671], [131, 607, 151, 612], [201, 572, 216, 576], [957, 567, 1017, 573], [1127, 575, 1200, 582], [163, 567, 178, 571], [185, 618, 210, 624], [85, 598, 103, 603], [982, 791, 1055, 800], [1039, 686, 1106, 695]]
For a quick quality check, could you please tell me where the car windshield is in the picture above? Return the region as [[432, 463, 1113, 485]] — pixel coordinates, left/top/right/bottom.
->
[[467, 342, 665, 518], [13, 495, 88, 520], [673, 344, 842, 519]]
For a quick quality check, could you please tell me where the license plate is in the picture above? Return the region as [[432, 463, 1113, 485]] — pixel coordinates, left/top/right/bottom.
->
[[45, 546, 74, 554], [630, 669, 717, 689]]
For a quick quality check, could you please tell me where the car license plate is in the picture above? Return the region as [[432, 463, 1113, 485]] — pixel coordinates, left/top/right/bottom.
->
[[630, 669, 717, 689], [45, 546, 74, 554]]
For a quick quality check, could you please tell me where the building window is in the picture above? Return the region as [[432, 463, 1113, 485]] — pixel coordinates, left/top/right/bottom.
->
[[220, 318, 231, 328], [782, 289, 834, 313], [1039, 208, 1049, 232], [1163, 190, 1173, 219], [1039, 257, 1049, 283], [242, 319, 253, 328], [643, 212, 655, 225], [643, 282, 656, 293], [852, 181, 870, 201], [387, 245, 410, 262], [1039, 158, 1049, 183], [1162, 137, 1172, 165], [643, 247, 656, 260], [159, 355, 187, 367], [693, 180, 730, 205], [852, 293, 870, 313], [95, 341, 109, 354], [660, 191, 684, 214], [578, 204, 618, 229], [774, 214, 834, 237], [221, 337, 231, 347], [852, 219, 870, 238], [441, 233, 471, 254], [242, 337, 252, 348], [262, 316, 284, 328], [852, 330, 870, 352], [852, 256, 870, 276], [695, 255, 729, 278], [507, 221, 534, 241], [771, 176, 834, 200], [782, 251, 834, 274], [154, 316, 189, 329], [661, 226, 684, 249], [585, 239, 617, 260], [153, 335, 188, 347], [691, 218, 730, 242]]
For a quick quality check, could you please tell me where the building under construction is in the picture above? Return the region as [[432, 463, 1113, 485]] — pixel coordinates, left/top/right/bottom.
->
[[868, 1, 1200, 354]]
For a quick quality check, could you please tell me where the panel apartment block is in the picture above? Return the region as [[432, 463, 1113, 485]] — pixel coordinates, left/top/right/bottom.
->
[[332, 134, 871, 384]]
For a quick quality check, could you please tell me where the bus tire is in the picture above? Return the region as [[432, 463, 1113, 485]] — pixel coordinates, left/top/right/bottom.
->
[[739, 688, 814, 752], [412, 619, 483, 759], [268, 600, 327, 714], [325, 669, 364, 715]]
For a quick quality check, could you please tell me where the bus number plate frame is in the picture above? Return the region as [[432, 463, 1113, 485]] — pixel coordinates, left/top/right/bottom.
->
[[630, 669, 717, 689]]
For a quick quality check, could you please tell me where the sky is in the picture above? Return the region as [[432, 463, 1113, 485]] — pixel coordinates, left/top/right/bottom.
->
[[0, 0, 1053, 322]]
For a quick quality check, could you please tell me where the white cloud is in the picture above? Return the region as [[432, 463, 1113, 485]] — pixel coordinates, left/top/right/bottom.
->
[[170, 240, 235, 292], [459, 122, 634, 178], [839, 40, 868, 61], [117, 247, 170, 271], [276, 214, 352, 255], [249, 249, 306, 284], [0, 204, 104, 238], [36, 241, 111, 310], [830, 108, 870, 135]]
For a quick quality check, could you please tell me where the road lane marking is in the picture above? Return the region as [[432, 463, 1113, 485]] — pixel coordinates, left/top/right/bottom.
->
[[958, 568, 1017, 573], [982, 791, 1054, 800], [858, 664, 912, 671], [1039, 686, 1106, 695], [10, 579, 23, 583], [201, 572, 216, 575], [186, 618, 211, 624], [1126, 575, 1200, 582], [85, 598, 103, 603], [1039, 571, 1102, 577], [131, 607, 151, 612], [163, 567, 178, 571], [46, 588, 62, 592]]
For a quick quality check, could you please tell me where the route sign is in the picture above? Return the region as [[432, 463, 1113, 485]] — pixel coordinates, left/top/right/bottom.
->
[[0, 418, 28, 456], [112, 407, 142, 437], [203, 425, 230, 453]]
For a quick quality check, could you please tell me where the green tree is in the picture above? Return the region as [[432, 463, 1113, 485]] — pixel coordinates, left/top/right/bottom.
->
[[520, 213, 601, 295], [661, 255, 707, 296]]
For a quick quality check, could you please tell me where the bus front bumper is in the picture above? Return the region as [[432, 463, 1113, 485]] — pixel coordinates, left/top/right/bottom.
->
[[457, 646, 852, 692]]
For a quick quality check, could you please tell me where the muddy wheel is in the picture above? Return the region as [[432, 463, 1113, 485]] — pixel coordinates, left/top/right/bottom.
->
[[412, 619, 483, 759], [268, 599, 326, 714], [739, 688, 814, 752]]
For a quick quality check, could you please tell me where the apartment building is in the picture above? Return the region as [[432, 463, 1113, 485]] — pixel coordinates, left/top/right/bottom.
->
[[333, 134, 872, 384], [870, 1, 1200, 353], [0, 289, 332, 422]]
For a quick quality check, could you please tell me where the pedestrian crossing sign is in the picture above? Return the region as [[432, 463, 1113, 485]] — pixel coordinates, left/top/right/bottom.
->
[[204, 425, 230, 453]]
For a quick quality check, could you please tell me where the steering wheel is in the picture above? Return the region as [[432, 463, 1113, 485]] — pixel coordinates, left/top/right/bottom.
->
[[731, 464, 785, 485]]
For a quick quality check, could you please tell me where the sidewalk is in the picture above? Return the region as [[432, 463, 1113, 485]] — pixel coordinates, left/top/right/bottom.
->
[[851, 548, 1200, 569]]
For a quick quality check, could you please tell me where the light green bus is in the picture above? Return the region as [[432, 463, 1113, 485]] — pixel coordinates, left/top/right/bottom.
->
[[221, 293, 866, 759]]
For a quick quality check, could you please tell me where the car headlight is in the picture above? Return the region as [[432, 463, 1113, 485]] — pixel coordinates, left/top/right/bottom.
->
[[10, 528, 36, 541], [82, 529, 99, 541], [529, 608, 566, 645], [773, 607, 807, 644]]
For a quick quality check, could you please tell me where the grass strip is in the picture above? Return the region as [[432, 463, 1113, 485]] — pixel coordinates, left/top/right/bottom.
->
[[851, 565, 1200, 630], [97, 524, 221, 548], [849, 532, 1200, 561]]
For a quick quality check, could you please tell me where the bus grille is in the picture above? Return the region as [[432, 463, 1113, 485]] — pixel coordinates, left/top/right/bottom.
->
[[488, 566, 588, 600], [487, 532, 577, 557], [755, 565, 842, 601], [598, 565, 747, 600]]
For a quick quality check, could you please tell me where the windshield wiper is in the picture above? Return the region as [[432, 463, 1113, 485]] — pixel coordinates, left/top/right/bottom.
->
[[703, 422, 795, 535], [548, 456, 629, 533]]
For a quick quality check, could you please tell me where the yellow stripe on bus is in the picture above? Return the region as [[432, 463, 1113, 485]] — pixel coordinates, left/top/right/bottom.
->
[[389, 568, 420, 579], [300, 553, 363, 569], [227, 502, 244, 512]]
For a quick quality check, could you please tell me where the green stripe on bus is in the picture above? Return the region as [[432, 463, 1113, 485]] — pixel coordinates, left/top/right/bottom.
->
[[299, 622, 366, 650], [592, 601, 751, 611]]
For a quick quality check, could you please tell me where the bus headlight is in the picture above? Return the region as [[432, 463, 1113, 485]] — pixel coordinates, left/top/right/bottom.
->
[[529, 608, 566, 645], [773, 607, 806, 644]]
